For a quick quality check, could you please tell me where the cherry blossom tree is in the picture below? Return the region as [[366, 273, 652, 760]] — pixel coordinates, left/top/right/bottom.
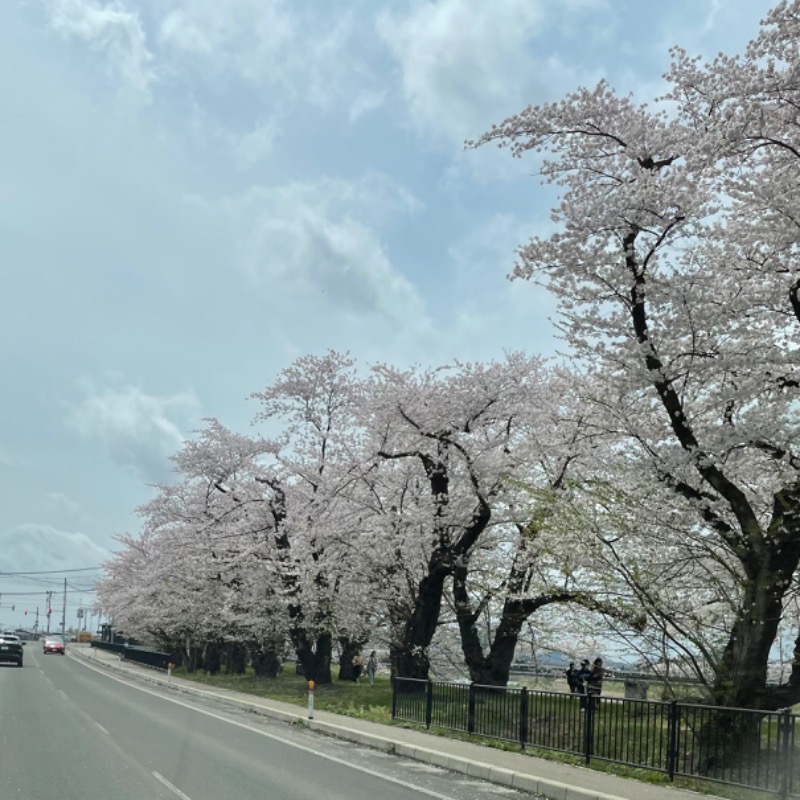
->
[[361, 354, 633, 682], [98, 418, 289, 673], [469, 0, 800, 709], [250, 350, 367, 684]]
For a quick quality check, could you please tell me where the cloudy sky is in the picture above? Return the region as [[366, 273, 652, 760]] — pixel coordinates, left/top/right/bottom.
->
[[0, 0, 774, 627]]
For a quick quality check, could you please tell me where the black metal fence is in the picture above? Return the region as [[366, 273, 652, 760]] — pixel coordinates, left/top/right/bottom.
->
[[392, 678, 799, 798], [90, 640, 172, 671]]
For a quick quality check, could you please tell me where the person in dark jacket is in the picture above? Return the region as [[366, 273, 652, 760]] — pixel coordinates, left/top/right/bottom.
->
[[565, 662, 580, 693], [577, 659, 592, 708], [586, 657, 604, 698]]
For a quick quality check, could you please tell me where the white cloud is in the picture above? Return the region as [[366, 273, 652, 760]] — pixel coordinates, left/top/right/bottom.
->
[[348, 89, 387, 124], [0, 523, 109, 573], [229, 114, 284, 170], [68, 382, 201, 482], [377, 0, 625, 148], [157, 0, 385, 120], [158, 0, 295, 68], [228, 174, 428, 325], [377, 0, 545, 145], [45, 0, 155, 92]]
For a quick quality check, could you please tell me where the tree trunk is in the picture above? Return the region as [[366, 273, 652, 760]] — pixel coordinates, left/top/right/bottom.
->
[[225, 642, 247, 675], [251, 645, 282, 677], [453, 559, 527, 686], [294, 631, 333, 684], [183, 637, 201, 673], [391, 567, 448, 682], [204, 642, 222, 675], [338, 636, 367, 681], [713, 547, 800, 709]]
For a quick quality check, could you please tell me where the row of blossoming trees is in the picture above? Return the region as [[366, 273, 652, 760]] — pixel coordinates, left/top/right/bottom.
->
[[99, 1, 800, 710], [98, 353, 632, 683]]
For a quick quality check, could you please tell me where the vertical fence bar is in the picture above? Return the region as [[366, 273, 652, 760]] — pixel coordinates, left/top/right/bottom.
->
[[666, 700, 678, 781], [425, 680, 433, 729], [520, 687, 529, 750], [780, 708, 791, 800], [468, 682, 476, 735], [584, 694, 595, 765], [391, 676, 397, 720]]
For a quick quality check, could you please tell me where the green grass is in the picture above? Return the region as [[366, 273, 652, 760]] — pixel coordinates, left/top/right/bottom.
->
[[173, 663, 394, 723], [173, 664, 782, 800]]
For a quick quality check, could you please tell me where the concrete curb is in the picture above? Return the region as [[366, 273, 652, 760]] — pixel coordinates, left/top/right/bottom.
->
[[65, 648, 667, 800]]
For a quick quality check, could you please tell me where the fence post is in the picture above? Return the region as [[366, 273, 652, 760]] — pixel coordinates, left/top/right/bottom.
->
[[391, 676, 397, 720], [468, 683, 476, 735], [780, 707, 792, 800], [584, 694, 595, 765], [425, 680, 433, 729], [519, 687, 529, 750], [667, 701, 679, 781]]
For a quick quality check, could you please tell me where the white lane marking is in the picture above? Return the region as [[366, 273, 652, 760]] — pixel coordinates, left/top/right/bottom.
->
[[95, 722, 110, 735], [59, 690, 68, 699], [73, 656, 459, 800], [153, 771, 192, 800]]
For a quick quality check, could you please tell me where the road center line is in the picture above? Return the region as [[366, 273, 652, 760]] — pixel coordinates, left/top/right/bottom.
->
[[153, 771, 192, 800], [73, 655, 458, 800]]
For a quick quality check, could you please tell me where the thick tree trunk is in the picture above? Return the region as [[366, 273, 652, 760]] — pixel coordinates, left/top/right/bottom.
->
[[337, 636, 367, 681], [225, 642, 247, 675], [204, 642, 222, 675], [250, 645, 283, 677], [713, 548, 800, 709], [294, 631, 333, 684], [183, 637, 201, 673], [454, 561, 529, 686], [391, 567, 448, 682]]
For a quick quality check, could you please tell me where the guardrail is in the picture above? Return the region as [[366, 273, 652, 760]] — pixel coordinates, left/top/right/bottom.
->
[[392, 677, 799, 798], [90, 640, 171, 671]]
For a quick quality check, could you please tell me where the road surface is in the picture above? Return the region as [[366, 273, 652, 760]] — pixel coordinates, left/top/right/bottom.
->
[[0, 646, 533, 800]]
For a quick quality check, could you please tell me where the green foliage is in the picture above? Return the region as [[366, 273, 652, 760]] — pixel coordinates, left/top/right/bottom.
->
[[173, 662, 395, 720]]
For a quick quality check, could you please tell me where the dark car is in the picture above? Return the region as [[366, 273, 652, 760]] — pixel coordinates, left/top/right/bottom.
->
[[0, 634, 24, 667], [43, 637, 65, 655]]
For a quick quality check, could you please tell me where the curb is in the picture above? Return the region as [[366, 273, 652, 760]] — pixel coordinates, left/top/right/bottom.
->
[[67, 648, 644, 800]]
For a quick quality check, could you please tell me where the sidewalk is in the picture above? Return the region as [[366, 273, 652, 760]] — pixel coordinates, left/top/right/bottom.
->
[[69, 644, 724, 800]]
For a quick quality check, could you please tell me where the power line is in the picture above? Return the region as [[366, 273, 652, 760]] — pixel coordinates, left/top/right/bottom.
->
[[0, 588, 97, 596], [0, 567, 102, 576]]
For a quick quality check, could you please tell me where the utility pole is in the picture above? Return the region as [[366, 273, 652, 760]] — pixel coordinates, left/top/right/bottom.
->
[[46, 591, 53, 634], [34, 607, 39, 633], [61, 579, 67, 640]]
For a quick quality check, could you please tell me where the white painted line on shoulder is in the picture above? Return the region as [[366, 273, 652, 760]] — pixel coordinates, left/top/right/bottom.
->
[[95, 722, 110, 735], [74, 656, 460, 800], [153, 771, 192, 800]]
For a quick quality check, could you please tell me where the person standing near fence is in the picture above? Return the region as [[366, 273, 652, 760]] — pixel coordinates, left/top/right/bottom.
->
[[565, 662, 580, 694], [366, 650, 378, 686], [586, 657, 604, 699], [577, 659, 591, 709]]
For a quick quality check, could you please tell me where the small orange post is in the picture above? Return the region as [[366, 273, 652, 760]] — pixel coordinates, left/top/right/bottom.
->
[[307, 680, 315, 719]]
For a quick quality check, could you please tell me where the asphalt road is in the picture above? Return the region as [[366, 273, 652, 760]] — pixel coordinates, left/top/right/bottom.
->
[[0, 646, 532, 800]]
